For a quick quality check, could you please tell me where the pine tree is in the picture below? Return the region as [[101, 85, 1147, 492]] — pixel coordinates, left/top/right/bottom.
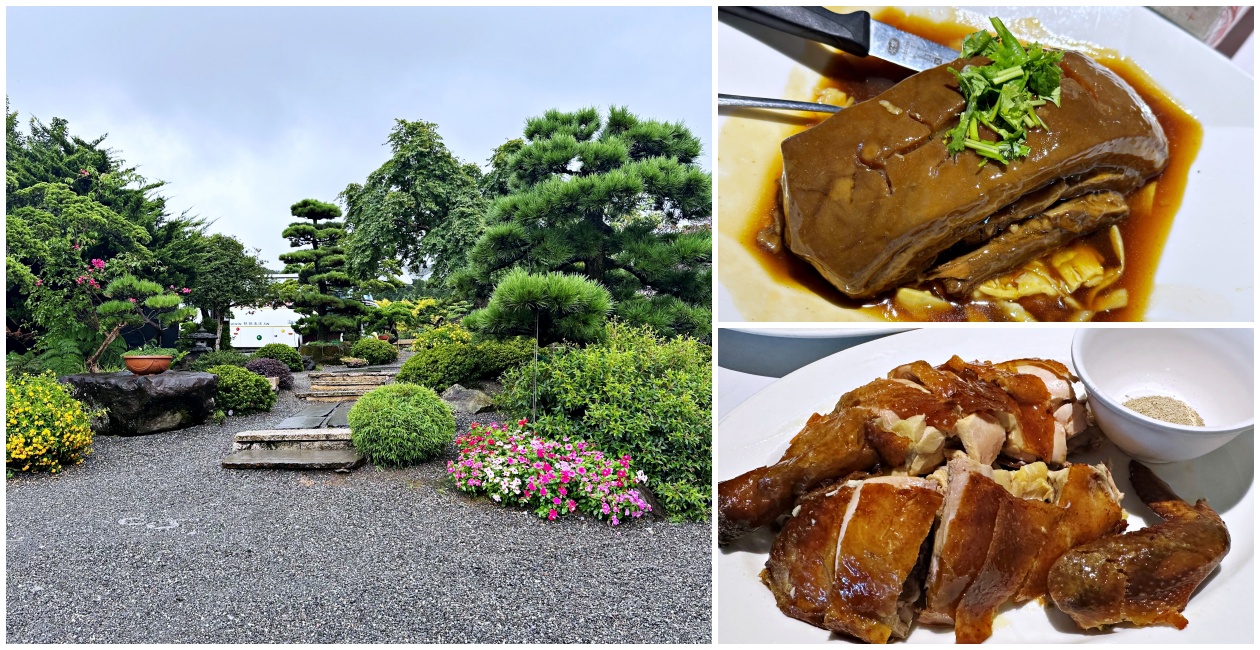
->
[[277, 199, 368, 342], [452, 107, 712, 339]]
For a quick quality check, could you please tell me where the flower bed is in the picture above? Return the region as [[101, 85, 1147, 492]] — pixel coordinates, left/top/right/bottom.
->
[[448, 420, 651, 525]]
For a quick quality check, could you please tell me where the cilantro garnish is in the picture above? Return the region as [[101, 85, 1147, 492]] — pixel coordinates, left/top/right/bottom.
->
[[945, 17, 1064, 165]]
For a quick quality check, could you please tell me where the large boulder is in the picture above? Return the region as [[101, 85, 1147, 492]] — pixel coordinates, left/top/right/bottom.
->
[[440, 384, 495, 414], [60, 371, 218, 436]]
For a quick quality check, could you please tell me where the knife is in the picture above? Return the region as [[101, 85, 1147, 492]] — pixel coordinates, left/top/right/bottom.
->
[[720, 6, 958, 72], [718, 93, 843, 113]]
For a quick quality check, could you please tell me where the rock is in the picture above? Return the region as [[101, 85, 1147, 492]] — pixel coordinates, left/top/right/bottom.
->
[[301, 354, 316, 371], [60, 371, 218, 436], [440, 384, 495, 413]]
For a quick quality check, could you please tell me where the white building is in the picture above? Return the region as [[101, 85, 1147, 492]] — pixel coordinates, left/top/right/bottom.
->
[[229, 273, 301, 349]]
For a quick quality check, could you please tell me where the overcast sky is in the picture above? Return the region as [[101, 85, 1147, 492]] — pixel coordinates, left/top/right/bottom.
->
[[7, 6, 713, 271]]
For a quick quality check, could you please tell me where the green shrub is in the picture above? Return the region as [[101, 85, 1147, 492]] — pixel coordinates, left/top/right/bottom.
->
[[412, 323, 472, 351], [397, 342, 478, 393], [496, 323, 711, 520], [348, 383, 455, 467], [208, 365, 276, 415], [6, 371, 96, 474], [349, 337, 398, 365], [476, 337, 536, 379], [190, 349, 250, 372], [252, 343, 303, 371]]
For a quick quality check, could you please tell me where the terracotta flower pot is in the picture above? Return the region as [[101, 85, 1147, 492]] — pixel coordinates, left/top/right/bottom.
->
[[124, 355, 173, 376], [378, 335, 390, 340]]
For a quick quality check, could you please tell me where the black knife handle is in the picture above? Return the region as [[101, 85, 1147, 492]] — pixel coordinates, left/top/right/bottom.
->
[[720, 6, 871, 57]]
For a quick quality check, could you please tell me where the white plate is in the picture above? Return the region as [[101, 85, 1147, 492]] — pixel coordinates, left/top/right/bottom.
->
[[726, 327, 911, 339], [717, 328, 1254, 643], [717, 6, 1254, 322]]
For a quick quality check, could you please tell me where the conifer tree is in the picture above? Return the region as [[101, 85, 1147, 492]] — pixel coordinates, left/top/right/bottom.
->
[[452, 107, 712, 339], [277, 199, 367, 342]]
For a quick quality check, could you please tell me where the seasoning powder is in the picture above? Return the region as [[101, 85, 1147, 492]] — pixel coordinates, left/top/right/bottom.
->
[[1123, 396, 1204, 426]]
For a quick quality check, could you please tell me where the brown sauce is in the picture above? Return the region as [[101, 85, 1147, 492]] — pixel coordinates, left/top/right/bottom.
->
[[737, 9, 1203, 322]]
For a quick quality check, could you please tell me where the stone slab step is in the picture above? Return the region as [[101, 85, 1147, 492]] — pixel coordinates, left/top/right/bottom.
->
[[222, 448, 364, 470], [294, 403, 338, 417], [232, 428, 353, 451], [308, 379, 392, 390], [295, 389, 371, 401], [275, 415, 328, 429], [327, 402, 352, 428], [309, 384, 382, 393], [309, 371, 396, 381]]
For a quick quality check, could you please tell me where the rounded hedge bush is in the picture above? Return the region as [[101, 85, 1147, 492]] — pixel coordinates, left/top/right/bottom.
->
[[252, 343, 303, 371], [244, 357, 294, 390], [208, 365, 277, 414], [347, 384, 455, 467], [397, 341, 479, 393], [476, 337, 536, 379], [190, 349, 250, 372], [412, 323, 472, 351], [6, 372, 95, 474], [349, 337, 398, 366]]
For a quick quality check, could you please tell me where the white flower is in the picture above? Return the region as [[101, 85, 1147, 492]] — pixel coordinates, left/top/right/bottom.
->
[[492, 494, 501, 502], [635, 470, 647, 484]]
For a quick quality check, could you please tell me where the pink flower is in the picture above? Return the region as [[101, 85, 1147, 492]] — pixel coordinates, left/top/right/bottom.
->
[[90, 259, 105, 270], [547, 509, 557, 521], [181, 287, 191, 294], [518, 418, 528, 426], [552, 497, 561, 505], [34, 278, 42, 286], [611, 516, 620, 526], [566, 499, 576, 512], [72, 244, 81, 250], [128, 298, 137, 303]]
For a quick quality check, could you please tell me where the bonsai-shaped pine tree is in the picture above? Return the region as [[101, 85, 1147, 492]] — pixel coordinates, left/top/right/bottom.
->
[[87, 275, 196, 373], [452, 107, 712, 340], [463, 268, 612, 346], [277, 199, 368, 342]]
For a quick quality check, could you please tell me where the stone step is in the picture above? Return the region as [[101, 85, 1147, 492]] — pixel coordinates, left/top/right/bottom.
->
[[295, 389, 372, 401], [326, 402, 353, 428], [222, 448, 365, 471], [308, 371, 396, 382], [231, 428, 353, 451], [309, 383, 384, 393]]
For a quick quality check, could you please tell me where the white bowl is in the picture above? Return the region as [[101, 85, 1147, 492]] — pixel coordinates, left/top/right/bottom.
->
[[1071, 328, 1253, 463]]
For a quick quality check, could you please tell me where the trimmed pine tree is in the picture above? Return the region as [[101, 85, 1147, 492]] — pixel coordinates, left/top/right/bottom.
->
[[277, 199, 368, 342], [452, 107, 712, 340], [463, 268, 612, 346]]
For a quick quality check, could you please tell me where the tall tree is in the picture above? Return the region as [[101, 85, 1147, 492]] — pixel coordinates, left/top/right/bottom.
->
[[452, 106, 712, 339], [340, 119, 487, 288], [6, 103, 207, 368], [277, 199, 368, 342], [185, 234, 271, 350]]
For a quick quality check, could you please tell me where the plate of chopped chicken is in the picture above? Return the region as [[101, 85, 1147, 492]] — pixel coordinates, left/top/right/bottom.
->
[[716, 6, 1253, 322], [716, 328, 1252, 643]]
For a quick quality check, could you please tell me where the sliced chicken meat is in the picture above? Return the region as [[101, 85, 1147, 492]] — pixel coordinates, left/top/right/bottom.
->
[[762, 476, 944, 643], [719, 356, 1090, 545]]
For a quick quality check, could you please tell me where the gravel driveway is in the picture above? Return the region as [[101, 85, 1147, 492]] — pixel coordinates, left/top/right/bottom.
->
[[6, 371, 712, 643]]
